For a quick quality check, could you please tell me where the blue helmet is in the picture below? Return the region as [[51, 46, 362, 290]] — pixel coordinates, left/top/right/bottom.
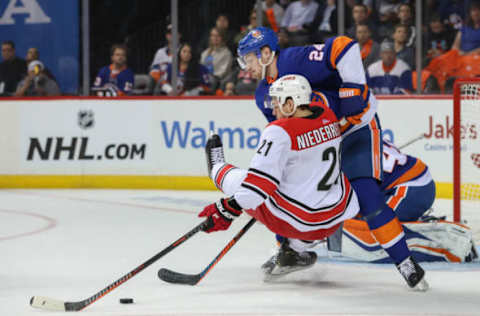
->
[[237, 27, 278, 59]]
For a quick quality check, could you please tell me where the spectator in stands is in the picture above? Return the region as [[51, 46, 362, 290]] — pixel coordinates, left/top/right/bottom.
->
[[93, 44, 134, 96], [200, 14, 236, 54], [392, 24, 415, 68], [234, 9, 271, 45], [438, 0, 466, 31], [424, 1, 480, 93], [375, 0, 402, 41], [346, 4, 377, 41], [223, 81, 236, 96], [0, 40, 27, 96], [424, 14, 456, 64], [214, 14, 236, 53], [397, 3, 415, 47], [367, 40, 413, 95], [259, 0, 285, 32], [376, 0, 403, 22], [150, 24, 177, 84], [25, 47, 39, 65], [412, 69, 440, 94], [308, 0, 337, 43], [278, 27, 290, 48], [25, 47, 55, 80], [356, 23, 380, 69], [154, 43, 210, 96], [452, 1, 480, 56], [14, 60, 60, 97], [222, 63, 259, 96], [281, 0, 319, 46], [201, 27, 233, 90]]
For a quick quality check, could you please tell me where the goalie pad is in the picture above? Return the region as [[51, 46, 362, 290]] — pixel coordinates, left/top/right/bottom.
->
[[338, 219, 476, 263]]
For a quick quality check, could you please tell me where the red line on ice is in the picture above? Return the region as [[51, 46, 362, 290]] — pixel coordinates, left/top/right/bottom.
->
[[0, 209, 57, 242]]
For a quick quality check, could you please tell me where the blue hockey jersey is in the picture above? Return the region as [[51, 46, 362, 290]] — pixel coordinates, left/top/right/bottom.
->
[[94, 64, 134, 95], [297, 90, 430, 193], [366, 59, 413, 95], [381, 140, 430, 191], [255, 36, 378, 136]]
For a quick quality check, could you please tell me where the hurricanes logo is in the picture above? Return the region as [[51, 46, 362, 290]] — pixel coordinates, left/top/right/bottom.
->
[[78, 110, 94, 130]]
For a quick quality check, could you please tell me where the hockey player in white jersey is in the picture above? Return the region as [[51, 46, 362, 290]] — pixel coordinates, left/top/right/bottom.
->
[[199, 74, 360, 278]]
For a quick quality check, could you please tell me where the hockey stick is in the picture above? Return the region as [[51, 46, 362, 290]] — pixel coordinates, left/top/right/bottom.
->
[[398, 133, 425, 150], [158, 217, 256, 285], [30, 219, 210, 311]]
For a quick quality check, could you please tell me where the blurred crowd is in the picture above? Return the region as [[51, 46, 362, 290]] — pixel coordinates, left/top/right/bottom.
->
[[1, 0, 479, 97]]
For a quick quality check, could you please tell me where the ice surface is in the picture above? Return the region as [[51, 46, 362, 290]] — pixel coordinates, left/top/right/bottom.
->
[[1, 189, 479, 315]]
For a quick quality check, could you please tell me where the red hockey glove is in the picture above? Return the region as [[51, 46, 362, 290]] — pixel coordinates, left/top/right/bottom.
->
[[199, 198, 243, 233]]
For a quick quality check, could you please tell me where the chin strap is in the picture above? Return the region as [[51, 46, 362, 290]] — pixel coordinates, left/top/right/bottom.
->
[[278, 103, 297, 117], [259, 51, 276, 80]]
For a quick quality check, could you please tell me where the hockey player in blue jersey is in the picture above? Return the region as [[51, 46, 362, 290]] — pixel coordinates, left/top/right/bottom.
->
[[341, 139, 476, 263], [237, 27, 428, 290]]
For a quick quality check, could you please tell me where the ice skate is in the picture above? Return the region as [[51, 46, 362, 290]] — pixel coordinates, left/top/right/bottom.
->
[[396, 256, 429, 291], [262, 241, 317, 282], [205, 133, 225, 177]]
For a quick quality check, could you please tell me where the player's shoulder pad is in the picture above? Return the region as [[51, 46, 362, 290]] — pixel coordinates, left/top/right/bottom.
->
[[264, 121, 292, 143], [325, 35, 356, 69], [278, 46, 311, 72]]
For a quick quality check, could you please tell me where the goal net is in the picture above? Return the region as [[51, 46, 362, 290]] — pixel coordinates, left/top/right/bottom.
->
[[453, 79, 480, 223]]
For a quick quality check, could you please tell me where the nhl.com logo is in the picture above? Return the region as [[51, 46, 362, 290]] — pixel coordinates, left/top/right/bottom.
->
[[78, 110, 94, 130]]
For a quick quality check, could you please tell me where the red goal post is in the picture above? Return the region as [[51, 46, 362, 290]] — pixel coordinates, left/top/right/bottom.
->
[[453, 78, 480, 222]]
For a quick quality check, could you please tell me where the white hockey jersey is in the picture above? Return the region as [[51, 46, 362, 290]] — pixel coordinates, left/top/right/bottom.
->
[[232, 106, 359, 233]]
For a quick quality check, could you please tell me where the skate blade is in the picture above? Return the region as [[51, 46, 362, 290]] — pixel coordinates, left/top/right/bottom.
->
[[412, 278, 429, 292], [263, 265, 314, 282]]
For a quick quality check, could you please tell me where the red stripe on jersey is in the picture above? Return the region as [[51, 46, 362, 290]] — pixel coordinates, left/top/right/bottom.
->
[[270, 174, 351, 225], [269, 104, 341, 151], [243, 172, 278, 196], [214, 164, 235, 190], [245, 203, 342, 240]]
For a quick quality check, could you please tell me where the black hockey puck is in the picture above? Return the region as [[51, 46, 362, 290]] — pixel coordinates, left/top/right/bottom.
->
[[119, 298, 134, 304]]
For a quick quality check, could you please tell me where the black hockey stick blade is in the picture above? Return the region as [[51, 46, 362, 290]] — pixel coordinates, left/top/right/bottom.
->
[[158, 268, 201, 286], [30, 219, 209, 311], [158, 218, 256, 285]]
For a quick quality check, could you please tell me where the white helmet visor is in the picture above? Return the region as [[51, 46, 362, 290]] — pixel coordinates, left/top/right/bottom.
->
[[264, 94, 282, 110], [237, 53, 258, 70]]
